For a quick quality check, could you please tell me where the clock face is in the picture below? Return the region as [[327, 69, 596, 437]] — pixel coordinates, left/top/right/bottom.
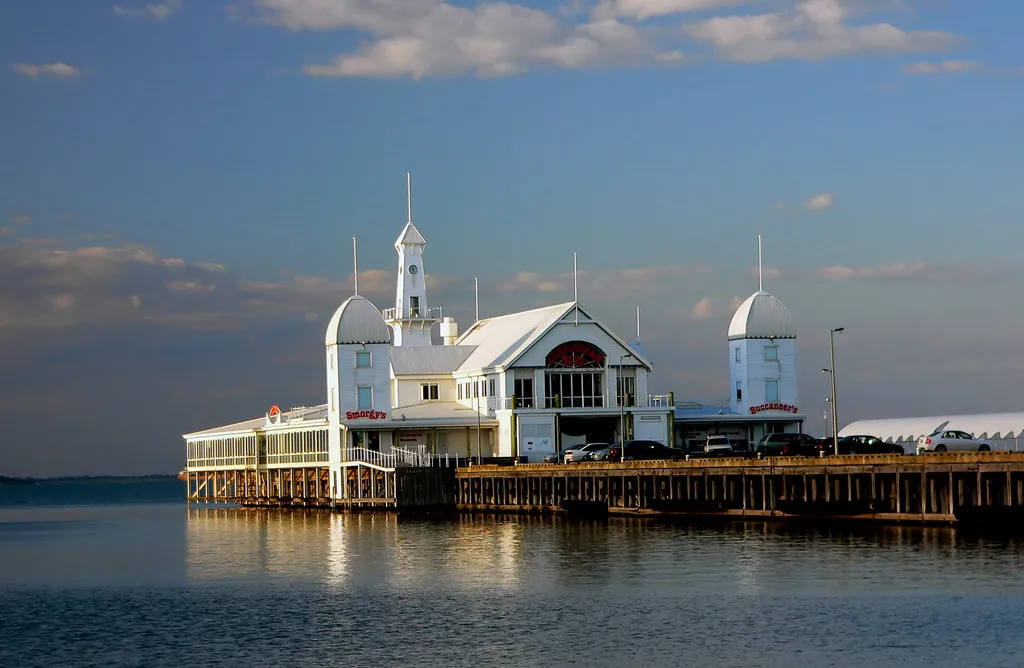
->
[[408, 264, 418, 275]]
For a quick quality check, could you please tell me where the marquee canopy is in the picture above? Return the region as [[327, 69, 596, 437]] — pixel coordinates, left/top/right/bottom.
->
[[840, 412, 1024, 443]]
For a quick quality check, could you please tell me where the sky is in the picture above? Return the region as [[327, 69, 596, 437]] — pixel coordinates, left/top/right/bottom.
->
[[2, 0, 1024, 477]]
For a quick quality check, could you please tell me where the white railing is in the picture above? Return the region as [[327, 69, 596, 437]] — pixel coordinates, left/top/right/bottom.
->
[[342, 446, 454, 468], [501, 393, 673, 410], [342, 447, 399, 468], [381, 306, 442, 321], [647, 394, 673, 407]]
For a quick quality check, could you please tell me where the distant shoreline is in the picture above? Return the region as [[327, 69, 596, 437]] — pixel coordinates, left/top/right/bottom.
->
[[0, 474, 177, 486]]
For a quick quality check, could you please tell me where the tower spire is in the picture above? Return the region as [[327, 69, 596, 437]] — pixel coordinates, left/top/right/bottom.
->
[[757, 234, 763, 292], [406, 171, 412, 224], [353, 236, 359, 295]]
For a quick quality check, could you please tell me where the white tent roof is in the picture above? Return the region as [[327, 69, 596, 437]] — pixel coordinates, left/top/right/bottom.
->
[[840, 411, 1024, 442]]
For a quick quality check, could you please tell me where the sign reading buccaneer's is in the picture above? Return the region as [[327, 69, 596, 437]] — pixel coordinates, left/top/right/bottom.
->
[[749, 403, 798, 414]]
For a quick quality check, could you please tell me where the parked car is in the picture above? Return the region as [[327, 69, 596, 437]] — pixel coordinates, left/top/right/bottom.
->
[[832, 435, 904, 455], [756, 433, 823, 457], [607, 440, 686, 462], [704, 435, 733, 454], [564, 442, 611, 463], [917, 428, 993, 453], [543, 447, 573, 463]]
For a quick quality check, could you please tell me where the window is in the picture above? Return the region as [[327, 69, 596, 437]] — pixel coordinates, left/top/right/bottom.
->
[[765, 379, 779, 402], [458, 384, 463, 401], [357, 386, 373, 410], [421, 383, 439, 401], [764, 346, 778, 362], [616, 375, 635, 407], [514, 378, 534, 408], [735, 381, 742, 402], [546, 371, 604, 408], [489, 378, 495, 396], [356, 351, 371, 367], [410, 296, 420, 318], [734, 347, 741, 363]]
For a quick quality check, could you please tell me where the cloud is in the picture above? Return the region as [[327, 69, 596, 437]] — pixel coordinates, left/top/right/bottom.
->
[[729, 296, 744, 310], [592, 0, 751, 21], [113, 0, 181, 19], [805, 192, 834, 211], [747, 265, 783, 281], [496, 264, 713, 298], [0, 242, 464, 331], [902, 60, 982, 75], [684, 0, 961, 63], [817, 262, 1007, 282], [250, 0, 961, 77], [690, 297, 715, 319], [11, 62, 81, 79], [11, 215, 32, 224], [0, 227, 12, 238]]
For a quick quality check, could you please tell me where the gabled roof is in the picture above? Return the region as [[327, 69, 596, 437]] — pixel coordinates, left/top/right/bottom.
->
[[841, 412, 1024, 442], [728, 291, 797, 341], [391, 345, 476, 375], [454, 301, 651, 372], [325, 295, 392, 346], [395, 222, 426, 247]]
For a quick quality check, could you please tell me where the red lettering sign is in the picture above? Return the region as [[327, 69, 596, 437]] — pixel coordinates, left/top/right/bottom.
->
[[345, 410, 388, 420], [748, 403, 798, 415]]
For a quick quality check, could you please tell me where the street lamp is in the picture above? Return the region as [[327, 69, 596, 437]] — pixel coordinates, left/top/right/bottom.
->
[[822, 327, 844, 456], [618, 353, 634, 465]]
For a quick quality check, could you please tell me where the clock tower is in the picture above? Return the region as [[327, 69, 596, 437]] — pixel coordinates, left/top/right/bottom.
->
[[383, 173, 439, 347]]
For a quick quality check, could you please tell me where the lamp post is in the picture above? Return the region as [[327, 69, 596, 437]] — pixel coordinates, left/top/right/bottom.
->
[[475, 379, 482, 465], [617, 353, 635, 460], [822, 327, 844, 456]]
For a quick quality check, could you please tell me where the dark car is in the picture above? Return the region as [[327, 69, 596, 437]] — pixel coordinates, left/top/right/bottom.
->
[[607, 440, 686, 462], [756, 433, 823, 457], [832, 435, 905, 455]]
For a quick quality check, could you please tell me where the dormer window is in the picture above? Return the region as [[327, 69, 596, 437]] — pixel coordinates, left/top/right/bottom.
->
[[764, 346, 778, 362], [356, 351, 372, 368]]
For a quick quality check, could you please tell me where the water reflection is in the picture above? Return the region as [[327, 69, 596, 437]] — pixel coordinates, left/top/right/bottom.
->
[[184, 508, 1024, 599]]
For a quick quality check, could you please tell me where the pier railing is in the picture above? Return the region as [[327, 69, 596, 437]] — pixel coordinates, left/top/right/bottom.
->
[[342, 446, 455, 468]]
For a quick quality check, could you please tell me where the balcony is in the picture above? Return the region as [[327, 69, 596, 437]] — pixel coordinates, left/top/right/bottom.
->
[[381, 306, 442, 322], [501, 393, 673, 410]]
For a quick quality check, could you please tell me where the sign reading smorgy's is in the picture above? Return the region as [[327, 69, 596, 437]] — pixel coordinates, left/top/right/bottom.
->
[[346, 410, 388, 420], [748, 403, 798, 414]]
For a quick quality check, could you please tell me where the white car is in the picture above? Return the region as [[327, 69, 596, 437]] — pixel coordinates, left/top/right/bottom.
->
[[917, 428, 993, 453], [563, 442, 610, 463], [704, 435, 733, 454]]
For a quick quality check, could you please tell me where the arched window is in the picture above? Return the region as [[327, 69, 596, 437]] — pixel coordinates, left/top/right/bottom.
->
[[544, 341, 606, 369], [543, 341, 607, 408]]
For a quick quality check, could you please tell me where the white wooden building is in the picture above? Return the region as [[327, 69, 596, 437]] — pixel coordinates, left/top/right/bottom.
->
[[671, 287, 807, 451], [183, 197, 673, 475]]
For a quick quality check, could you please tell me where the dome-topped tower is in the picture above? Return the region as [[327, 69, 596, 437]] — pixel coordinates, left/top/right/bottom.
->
[[728, 291, 797, 341], [325, 294, 393, 481], [325, 295, 392, 346], [729, 237, 799, 418]]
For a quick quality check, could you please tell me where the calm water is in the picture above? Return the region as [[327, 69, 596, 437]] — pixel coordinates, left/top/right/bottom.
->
[[3, 479, 1024, 667]]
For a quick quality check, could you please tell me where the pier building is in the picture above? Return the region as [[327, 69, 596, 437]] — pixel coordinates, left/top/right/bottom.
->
[[182, 177, 810, 505]]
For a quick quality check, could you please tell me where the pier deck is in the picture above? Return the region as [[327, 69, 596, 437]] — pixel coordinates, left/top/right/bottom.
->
[[455, 452, 1024, 525], [184, 452, 1024, 526]]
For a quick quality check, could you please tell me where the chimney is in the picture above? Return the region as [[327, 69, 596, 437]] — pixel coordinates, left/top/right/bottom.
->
[[440, 316, 459, 346]]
